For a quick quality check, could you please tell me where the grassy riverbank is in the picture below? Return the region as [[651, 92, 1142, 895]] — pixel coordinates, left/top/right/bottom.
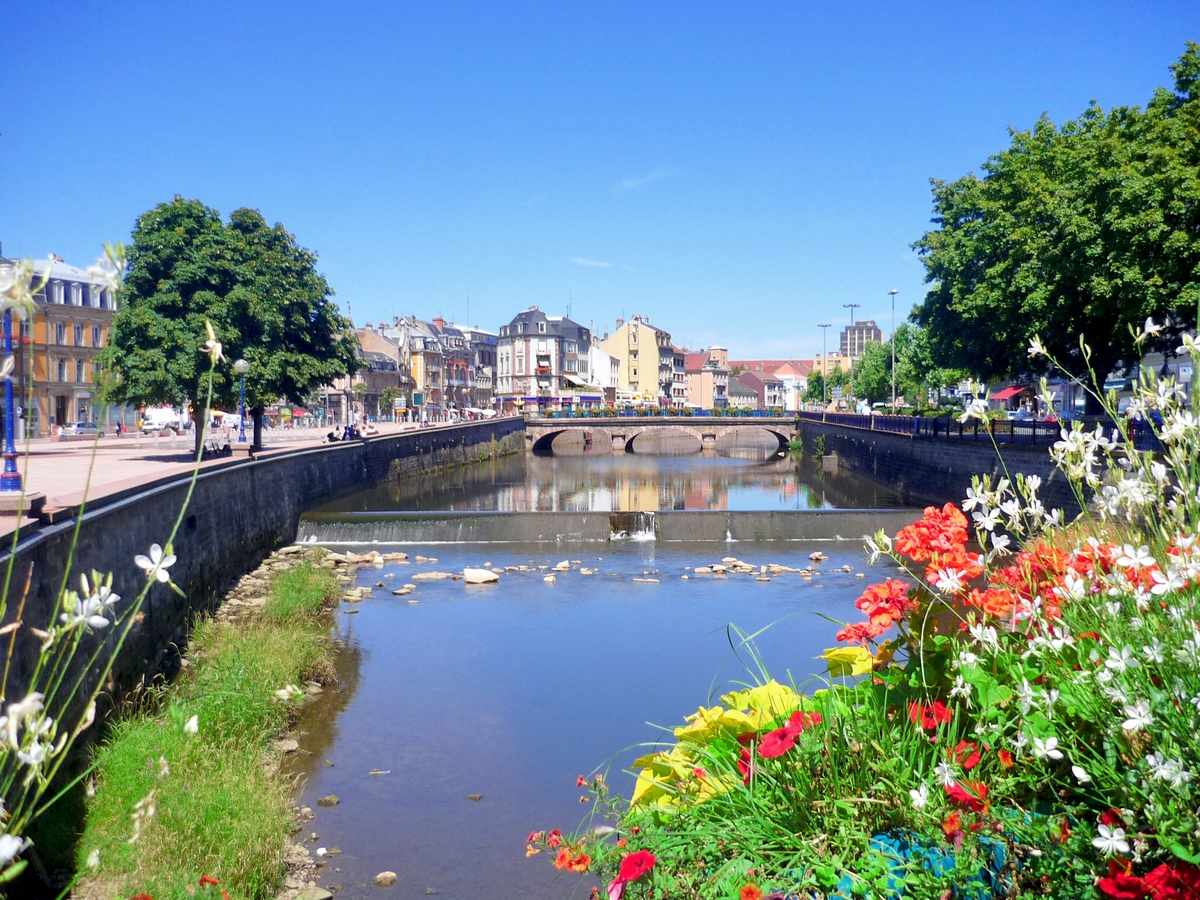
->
[[77, 554, 338, 899]]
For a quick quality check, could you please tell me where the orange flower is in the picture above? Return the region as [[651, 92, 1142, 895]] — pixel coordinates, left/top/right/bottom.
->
[[566, 851, 592, 873], [854, 579, 915, 628], [966, 587, 1019, 618], [895, 504, 969, 561], [941, 810, 962, 838], [554, 849, 571, 869], [997, 749, 1014, 769], [835, 621, 885, 644], [526, 845, 542, 857], [739, 883, 764, 900]]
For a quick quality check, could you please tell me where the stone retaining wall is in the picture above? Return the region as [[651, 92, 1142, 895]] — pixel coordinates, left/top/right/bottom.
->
[[796, 421, 1080, 514], [0, 419, 524, 697]]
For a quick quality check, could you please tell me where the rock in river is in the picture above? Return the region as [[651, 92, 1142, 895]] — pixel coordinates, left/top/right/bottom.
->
[[374, 871, 399, 887], [463, 568, 500, 584], [317, 794, 340, 807]]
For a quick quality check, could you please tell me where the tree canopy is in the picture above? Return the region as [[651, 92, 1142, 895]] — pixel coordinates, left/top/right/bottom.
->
[[912, 44, 1200, 409], [98, 197, 358, 442]]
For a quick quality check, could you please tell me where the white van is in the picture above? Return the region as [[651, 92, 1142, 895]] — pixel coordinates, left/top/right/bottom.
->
[[141, 408, 181, 433]]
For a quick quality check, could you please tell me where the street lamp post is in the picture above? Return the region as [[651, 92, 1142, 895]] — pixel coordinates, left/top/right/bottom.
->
[[1, 309, 20, 492], [817, 323, 831, 406], [234, 359, 249, 443], [888, 289, 899, 410]]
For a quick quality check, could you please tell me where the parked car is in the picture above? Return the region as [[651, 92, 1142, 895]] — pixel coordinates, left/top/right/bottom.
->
[[65, 422, 105, 437]]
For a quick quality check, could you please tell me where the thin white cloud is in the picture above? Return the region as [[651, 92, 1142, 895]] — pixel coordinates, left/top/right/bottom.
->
[[569, 257, 613, 268], [615, 167, 671, 191]]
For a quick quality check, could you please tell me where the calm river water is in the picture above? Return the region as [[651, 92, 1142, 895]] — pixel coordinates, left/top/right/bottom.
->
[[295, 449, 905, 900]]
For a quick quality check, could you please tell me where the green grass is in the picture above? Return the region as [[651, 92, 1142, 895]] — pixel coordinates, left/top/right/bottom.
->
[[77, 560, 339, 899]]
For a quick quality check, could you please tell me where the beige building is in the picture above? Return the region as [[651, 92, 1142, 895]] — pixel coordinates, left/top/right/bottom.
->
[[683, 346, 730, 410], [811, 353, 850, 378], [600, 314, 674, 406], [3, 253, 123, 435]]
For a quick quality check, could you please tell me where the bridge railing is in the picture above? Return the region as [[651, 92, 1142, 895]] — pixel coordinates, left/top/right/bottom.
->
[[797, 410, 1162, 451], [527, 409, 794, 420]]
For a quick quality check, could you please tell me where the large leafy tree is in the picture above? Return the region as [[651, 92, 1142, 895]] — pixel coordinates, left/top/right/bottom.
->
[[912, 44, 1200, 412], [98, 197, 358, 447]]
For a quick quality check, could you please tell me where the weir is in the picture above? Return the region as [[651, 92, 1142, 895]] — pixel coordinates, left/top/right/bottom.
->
[[296, 508, 923, 543]]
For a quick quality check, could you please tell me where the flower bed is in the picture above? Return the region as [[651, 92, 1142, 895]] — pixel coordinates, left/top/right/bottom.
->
[[529, 333, 1200, 899]]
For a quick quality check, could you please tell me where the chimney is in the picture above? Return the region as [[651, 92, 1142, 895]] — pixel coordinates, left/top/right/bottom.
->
[[54, 255, 64, 263], [615, 317, 624, 330], [433, 316, 446, 330]]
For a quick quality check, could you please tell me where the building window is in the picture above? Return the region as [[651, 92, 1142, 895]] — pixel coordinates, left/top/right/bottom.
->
[[92, 326, 101, 347], [516, 357, 524, 374], [55, 323, 65, 344], [76, 360, 85, 382], [632, 368, 638, 378], [74, 324, 84, 345], [56, 359, 65, 381], [71, 284, 82, 306], [538, 322, 546, 333]]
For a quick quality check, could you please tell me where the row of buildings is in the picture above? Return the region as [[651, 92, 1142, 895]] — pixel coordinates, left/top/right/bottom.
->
[[3, 242, 894, 434]]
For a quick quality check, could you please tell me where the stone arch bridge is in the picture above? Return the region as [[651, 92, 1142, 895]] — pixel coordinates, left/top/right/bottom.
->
[[524, 416, 799, 453]]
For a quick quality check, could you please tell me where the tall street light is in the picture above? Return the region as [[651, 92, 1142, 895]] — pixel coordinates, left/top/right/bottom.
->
[[817, 323, 831, 406], [888, 289, 899, 409], [234, 358, 249, 443]]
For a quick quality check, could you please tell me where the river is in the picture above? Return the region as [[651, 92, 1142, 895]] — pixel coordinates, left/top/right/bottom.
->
[[292, 446, 908, 899]]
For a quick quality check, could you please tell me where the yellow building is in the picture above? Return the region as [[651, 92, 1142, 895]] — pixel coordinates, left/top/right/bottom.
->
[[811, 353, 850, 378], [599, 314, 672, 405]]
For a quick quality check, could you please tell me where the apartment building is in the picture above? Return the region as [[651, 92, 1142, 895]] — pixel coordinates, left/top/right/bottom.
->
[[840, 320, 884, 360], [734, 370, 786, 410], [599, 314, 674, 406], [728, 359, 812, 411], [496, 306, 596, 411], [588, 342, 620, 405], [3, 253, 122, 435], [683, 346, 730, 410], [383, 316, 444, 410]]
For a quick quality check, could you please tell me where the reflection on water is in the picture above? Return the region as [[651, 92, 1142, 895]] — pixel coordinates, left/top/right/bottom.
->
[[318, 450, 903, 514], [293, 542, 882, 900]]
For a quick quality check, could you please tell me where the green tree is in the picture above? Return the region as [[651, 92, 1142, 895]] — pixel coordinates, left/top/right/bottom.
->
[[803, 365, 850, 403], [380, 386, 398, 419], [851, 341, 891, 404], [98, 197, 358, 448], [912, 44, 1200, 413]]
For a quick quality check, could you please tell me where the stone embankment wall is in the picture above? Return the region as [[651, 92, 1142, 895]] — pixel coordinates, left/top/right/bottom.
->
[[0, 419, 524, 697], [797, 421, 1080, 514]]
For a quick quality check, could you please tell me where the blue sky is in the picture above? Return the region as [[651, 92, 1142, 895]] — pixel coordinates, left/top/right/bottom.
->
[[3, 1, 1198, 358]]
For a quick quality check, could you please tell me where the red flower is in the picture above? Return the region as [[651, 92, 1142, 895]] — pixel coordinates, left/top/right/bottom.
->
[[576, 774, 587, 787], [952, 741, 981, 771], [737, 747, 755, 785], [131, 895, 156, 900], [835, 621, 885, 645], [944, 779, 988, 813], [199, 876, 220, 886], [567, 851, 591, 873], [908, 700, 953, 730], [739, 884, 764, 900], [854, 579, 915, 628], [758, 711, 823, 759], [526, 830, 545, 844], [547, 829, 563, 849], [997, 749, 1014, 769], [895, 504, 969, 562], [554, 849, 571, 870], [1098, 860, 1150, 900], [1099, 809, 1124, 827], [1145, 861, 1200, 899], [615, 850, 656, 884]]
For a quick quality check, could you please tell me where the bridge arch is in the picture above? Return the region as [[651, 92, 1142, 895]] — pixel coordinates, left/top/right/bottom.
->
[[530, 429, 569, 453], [623, 428, 704, 454], [712, 425, 791, 454]]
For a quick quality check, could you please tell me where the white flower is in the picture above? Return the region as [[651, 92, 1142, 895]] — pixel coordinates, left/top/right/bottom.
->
[[1150, 567, 1185, 596], [1028, 337, 1047, 357], [1115, 545, 1155, 570], [1106, 646, 1139, 674], [1143, 639, 1165, 665], [1122, 700, 1153, 731], [3, 692, 44, 748], [1143, 317, 1163, 338], [909, 784, 929, 809], [972, 508, 1001, 532], [86, 848, 100, 869], [934, 761, 956, 787], [183, 715, 199, 735], [989, 532, 1012, 556], [0, 833, 29, 866], [201, 320, 225, 365], [934, 568, 967, 594], [950, 675, 972, 703], [1093, 824, 1130, 856], [135, 544, 177, 584], [959, 399, 989, 424], [1032, 736, 1064, 760], [1072, 764, 1092, 784]]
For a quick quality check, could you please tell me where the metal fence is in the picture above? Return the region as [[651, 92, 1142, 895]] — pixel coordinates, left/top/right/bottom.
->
[[797, 410, 1164, 453]]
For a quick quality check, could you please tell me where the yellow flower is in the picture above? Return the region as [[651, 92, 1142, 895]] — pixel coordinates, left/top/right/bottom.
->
[[822, 646, 874, 677]]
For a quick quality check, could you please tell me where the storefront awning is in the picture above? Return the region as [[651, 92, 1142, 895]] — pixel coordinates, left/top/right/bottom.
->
[[990, 385, 1027, 402]]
